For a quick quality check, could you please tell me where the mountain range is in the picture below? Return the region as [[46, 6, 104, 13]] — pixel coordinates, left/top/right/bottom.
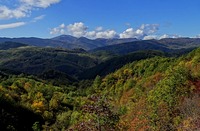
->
[[1, 35, 200, 52], [0, 35, 138, 50], [91, 38, 200, 55]]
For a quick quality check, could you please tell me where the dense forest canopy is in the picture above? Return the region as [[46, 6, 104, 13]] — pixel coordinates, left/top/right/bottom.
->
[[0, 41, 200, 130]]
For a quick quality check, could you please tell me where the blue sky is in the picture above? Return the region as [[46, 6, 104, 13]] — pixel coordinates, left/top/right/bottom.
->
[[0, 0, 200, 39]]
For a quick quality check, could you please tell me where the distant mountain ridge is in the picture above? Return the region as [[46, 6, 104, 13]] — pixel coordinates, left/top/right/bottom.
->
[[0, 35, 138, 50], [1, 36, 200, 51], [91, 38, 200, 55]]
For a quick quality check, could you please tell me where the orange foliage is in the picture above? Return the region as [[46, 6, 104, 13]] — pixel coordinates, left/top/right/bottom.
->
[[119, 88, 134, 105], [118, 98, 151, 131], [143, 72, 162, 89]]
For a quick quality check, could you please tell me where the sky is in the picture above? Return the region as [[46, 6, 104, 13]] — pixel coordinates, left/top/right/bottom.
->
[[0, 0, 200, 39]]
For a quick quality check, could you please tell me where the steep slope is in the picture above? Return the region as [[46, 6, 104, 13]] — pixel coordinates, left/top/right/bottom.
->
[[0, 75, 71, 130], [85, 47, 200, 130]]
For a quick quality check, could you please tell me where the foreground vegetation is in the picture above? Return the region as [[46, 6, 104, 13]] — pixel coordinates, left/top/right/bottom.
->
[[0, 45, 200, 130]]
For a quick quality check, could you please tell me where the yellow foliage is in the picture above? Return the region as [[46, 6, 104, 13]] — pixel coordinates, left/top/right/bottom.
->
[[24, 82, 31, 91], [123, 69, 133, 77], [36, 92, 43, 98], [0, 85, 3, 91], [32, 100, 45, 113]]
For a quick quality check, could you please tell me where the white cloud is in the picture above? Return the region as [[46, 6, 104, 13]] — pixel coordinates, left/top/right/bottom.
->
[[159, 34, 170, 39], [120, 28, 142, 39], [140, 24, 159, 34], [20, 0, 61, 8], [50, 22, 118, 39], [119, 24, 159, 39], [50, 22, 162, 39], [59, 23, 65, 28], [143, 35, 158, 40], [67, 22, 88, 37], [159, 34, 181, 39], [88, 30, 118, 39], [0, 5, 28, 19], [85, 31, 96, 38], [170, 34, 181, 38], [0, 0, 61, 19], [50, 23, 66, 35], [31, 15, 45, 22], [0, 22, 26, 30]]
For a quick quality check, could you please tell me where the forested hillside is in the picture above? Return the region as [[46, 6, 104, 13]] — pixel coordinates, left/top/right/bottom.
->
[[0, 46, 200, 130], [0, 46, 97, 79]]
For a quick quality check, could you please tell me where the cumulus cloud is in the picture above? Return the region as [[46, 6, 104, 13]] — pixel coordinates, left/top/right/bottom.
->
[[50, 23, 67, 35], [67, 22, 88, 37], [0, 22, 26, 30], [119, 24, 159, 39], [86, 30, 118, 39], [0, 0, 60, 19], [50, 22, 172, 39], [50, 22, 118, 39], [143, 34, 180, 40], [159, 34, 170, 39], [0, 5, 27, 19], [143, 35, 158, 40], [159, 34, 181, 39], [119, 28, 143, 39]]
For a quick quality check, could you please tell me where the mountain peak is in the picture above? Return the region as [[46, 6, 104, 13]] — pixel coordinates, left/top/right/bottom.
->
[[51, 35, 77, 42]]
